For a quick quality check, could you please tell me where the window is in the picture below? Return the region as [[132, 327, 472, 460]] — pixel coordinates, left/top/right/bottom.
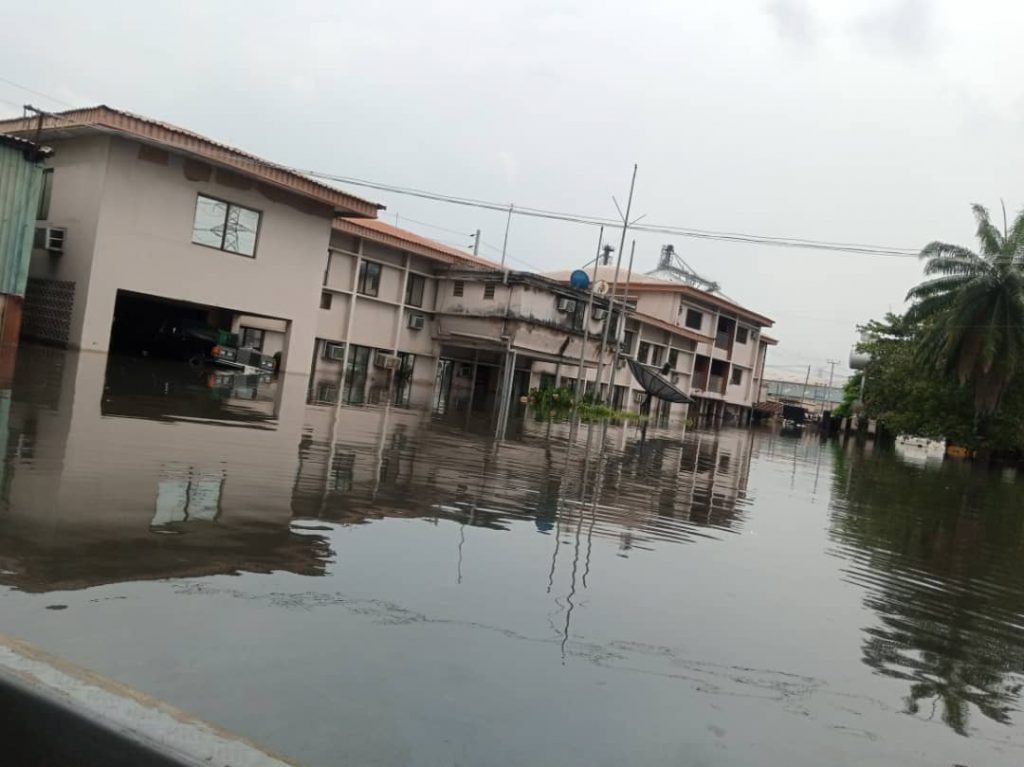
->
[[320, 291, 333, 310], [736, 327, 749, 344], [621, 330, 636, 354], [343, 345, 372, 404], [315, 380, 339, 404], [405, 274, 425, 307], [453, 280, 464, 297], [731, 367, 743, 386], [358, 261, 381, 297], [668, 348, 679, 369], [192, 194, 260, 257], [240, 327, 265, 351], [685, 308, 703, 330], [651, 345, 664, 366], [37, 168, 53, 220], [637, 341, 650, 364], [483, 283, 496, 300], [393, 353, 416, 407]]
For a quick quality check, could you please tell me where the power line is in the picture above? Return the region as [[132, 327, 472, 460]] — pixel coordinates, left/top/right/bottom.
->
[[0, 77, 922, 258]]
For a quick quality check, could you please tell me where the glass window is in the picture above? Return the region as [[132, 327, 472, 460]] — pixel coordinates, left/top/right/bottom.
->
[[685, 308, 703, 330], [393, 352, 416, 407], [191, 194, 260, 257], [405, 274, 425, 307], [320, 291, 333, 310], [668, 348, 679, 369], [37, 168, 53, 220], [358, 261, 381, 297], [621, 330, 636, 354], [344, 345, 372, 404], [731, 367, 743, 386], [651, 345, 664, 366], [483, 283, 496, 300], [637, 342, 650, 364], [736, 327, 749, 344], [240, 327, 265, 351], [453, 280, 464, 297]]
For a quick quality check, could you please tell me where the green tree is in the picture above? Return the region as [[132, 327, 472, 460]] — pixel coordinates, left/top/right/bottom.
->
[[905, 203, 1024, 428]]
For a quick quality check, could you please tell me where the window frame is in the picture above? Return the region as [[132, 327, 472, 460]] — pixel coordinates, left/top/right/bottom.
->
[[240, 327, 266, 351], [650, 345, 664, 366], [320, 291, 333, 310], [452, 280, 465, 298], [37, 168, 53, 221], [668, 348, 679, 370], [730, 367, 743, 386], [191, 193, 262, 258], [637, 341, 651, 364], [483, 283, 496, 300], [685, 308, 703, 331], [736, 326, 749, 344], [405, 273, 426, 307], [358, 261, 382, 297]]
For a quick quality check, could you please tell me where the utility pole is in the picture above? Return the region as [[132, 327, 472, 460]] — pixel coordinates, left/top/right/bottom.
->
[[824, 358, 840, 413], [472, 229, 480, 256], [500, 204, 514, 269], [800, 365, 811, 406]]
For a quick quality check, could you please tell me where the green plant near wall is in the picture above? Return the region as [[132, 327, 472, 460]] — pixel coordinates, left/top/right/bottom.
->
[[525, 386, 643, 423]]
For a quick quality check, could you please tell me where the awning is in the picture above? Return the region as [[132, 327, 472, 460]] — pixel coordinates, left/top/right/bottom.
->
[[626, 358, 694, 404]]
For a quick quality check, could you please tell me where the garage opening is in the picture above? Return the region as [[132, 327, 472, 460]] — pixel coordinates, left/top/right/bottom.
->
[[108, 290, 286, 372]]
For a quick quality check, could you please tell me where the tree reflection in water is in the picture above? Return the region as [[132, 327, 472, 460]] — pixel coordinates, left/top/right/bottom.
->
[[829, 444, 1024, 735]]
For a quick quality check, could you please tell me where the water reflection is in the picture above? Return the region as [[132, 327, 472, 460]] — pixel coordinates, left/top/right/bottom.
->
[[829, 442, 1024, 735], [0, 347, 753, 595]]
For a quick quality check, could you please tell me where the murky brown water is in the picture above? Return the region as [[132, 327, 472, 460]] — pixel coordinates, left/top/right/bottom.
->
[[1, 346, 1023, 765]]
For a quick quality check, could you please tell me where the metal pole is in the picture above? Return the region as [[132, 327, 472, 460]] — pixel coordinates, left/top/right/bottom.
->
[[473, 229, 481, 256], [500, 204, 514, 269], [573, 226, 604, 396], [824, 358, 839, 413], [801, 365, 811, 405], [605, 240, 635, 403], [595, 165, 637, 404]]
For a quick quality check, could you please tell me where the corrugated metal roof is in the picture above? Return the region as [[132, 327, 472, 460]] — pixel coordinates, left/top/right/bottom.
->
[[334, 217, 501, 269], [0, 107, 380, 218], [0, 142, 45, 296]]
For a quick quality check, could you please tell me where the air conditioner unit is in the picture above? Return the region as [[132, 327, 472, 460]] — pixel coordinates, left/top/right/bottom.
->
[[323, 342, 345, 361], [556, 297, 576, 313], [407, 313, 425, 331], [34, 226, 65, 254], [592, 307, 607, 321], [374, 353, 400, 370], [633, 390, 645, 403]]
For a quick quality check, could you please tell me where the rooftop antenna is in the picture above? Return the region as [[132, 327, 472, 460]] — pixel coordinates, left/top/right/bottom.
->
[[650, 244, 720, 293]]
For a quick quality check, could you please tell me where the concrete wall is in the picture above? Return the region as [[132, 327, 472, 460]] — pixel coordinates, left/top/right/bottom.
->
[[40, 135, 335, 372]]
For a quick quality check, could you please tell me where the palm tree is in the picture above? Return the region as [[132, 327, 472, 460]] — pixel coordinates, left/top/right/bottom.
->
[[905, 203, 1024, 426]]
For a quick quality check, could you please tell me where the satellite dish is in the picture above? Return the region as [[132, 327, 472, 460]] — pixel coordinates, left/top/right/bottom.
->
[[569, 269, 590, 290], [593, 280, 609, 295]]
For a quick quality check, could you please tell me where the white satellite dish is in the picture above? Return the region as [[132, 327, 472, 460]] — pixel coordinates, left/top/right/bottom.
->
[[593, 280, 609, 295]]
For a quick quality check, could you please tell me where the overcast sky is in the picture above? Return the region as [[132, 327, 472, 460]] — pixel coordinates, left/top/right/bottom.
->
[[3, 0, 1022, 382]]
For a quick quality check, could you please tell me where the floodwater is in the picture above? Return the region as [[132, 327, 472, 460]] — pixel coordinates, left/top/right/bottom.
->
[[1, 347, 1024, 767]]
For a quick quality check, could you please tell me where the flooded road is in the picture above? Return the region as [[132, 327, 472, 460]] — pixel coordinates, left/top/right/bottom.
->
[[1, 347, 1023, 766]]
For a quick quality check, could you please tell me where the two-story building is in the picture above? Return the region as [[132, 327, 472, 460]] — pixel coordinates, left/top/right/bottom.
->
[[0, 106, 381, 373]]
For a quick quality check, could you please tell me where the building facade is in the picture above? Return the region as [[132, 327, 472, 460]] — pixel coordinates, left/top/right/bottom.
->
[[1, 106, 775, 426]]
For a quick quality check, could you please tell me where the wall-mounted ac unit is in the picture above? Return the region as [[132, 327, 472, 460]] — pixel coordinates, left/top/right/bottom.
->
[[556, 297, 576, 313], [374, 353, 400, 370], [407, 313, 425, 330], [322, 342, 345, 361], [34, 226, 65, 254], [591, 307, 607, 321]]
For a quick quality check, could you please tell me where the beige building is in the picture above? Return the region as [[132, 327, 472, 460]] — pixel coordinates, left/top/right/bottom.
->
[[0, 105, 775, 427], [0, 107, 379, 373]]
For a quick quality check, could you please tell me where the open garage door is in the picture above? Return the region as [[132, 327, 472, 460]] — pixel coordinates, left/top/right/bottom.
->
[[109, 291, 237, 362]]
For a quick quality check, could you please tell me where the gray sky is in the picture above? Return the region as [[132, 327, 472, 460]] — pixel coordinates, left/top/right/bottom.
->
[[3, 0, 1022, 382]]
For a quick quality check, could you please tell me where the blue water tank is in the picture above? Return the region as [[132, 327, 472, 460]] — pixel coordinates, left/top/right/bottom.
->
[[569, 270, 590, 290]]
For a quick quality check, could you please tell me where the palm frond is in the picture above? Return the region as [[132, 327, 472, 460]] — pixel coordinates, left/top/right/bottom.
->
[[972, 203, 1004, 257]]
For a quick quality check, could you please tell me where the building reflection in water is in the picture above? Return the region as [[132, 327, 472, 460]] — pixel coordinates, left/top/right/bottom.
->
[[0, 345, 755, 595], [829, 441, 1024, 736]]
